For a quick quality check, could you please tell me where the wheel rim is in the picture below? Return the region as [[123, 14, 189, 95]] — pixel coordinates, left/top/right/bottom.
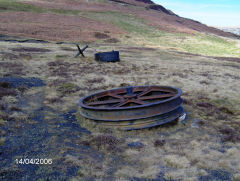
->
[[78, 85, 184, 130], [79, 85, 182, 110]]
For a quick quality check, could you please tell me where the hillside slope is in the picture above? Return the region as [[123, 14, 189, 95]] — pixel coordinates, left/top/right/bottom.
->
[[0, 0, 239, 57]]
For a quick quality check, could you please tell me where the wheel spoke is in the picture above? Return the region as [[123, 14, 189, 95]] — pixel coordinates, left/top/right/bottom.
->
[[113, 100, 129, 107], [86, 99, 121, 106], [108, 93, 124, 100], [131, 99, 148, 105], [137, 87, 152, 97], [138, 93, 174, 100], [88, 93, 121, 102]]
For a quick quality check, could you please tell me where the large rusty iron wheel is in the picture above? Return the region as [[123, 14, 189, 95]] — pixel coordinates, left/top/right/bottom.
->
[[79, 86, 184, 130]]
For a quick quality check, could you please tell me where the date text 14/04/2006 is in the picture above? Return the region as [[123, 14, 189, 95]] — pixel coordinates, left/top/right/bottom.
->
[[16, 158, 52, 165]]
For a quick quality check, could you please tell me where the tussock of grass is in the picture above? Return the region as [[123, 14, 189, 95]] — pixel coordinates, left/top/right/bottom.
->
[[0, 119, 7, 126], [0, 136, 6, 146]]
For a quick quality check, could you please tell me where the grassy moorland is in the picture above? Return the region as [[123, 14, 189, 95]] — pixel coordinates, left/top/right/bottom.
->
[[82, 10, 240, 57], [0, 0, 239, 57], [0, 41, 240, 180], [0, 0, 240, 180]]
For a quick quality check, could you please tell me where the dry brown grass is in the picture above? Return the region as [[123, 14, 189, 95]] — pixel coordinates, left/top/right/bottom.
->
[[0, 40, 240, 180]]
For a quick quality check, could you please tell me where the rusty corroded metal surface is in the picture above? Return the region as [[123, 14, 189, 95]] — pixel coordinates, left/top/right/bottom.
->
[[79, 85, 184, 130]]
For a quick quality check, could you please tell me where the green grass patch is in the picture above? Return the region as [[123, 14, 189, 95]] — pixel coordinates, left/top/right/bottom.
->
[[0, 0, 79, 15], [181, 34, 240, 57], [83, 11, 240, 57], [0, 0, 44, 13], [82, 11, 240, 57], [82, 11, 164, 35], [55, 54, 69, 59], [48, 8, 79, 16]]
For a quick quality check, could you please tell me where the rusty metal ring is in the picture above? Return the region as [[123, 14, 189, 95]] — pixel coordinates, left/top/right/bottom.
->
[[78, 85, 184, 130]]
